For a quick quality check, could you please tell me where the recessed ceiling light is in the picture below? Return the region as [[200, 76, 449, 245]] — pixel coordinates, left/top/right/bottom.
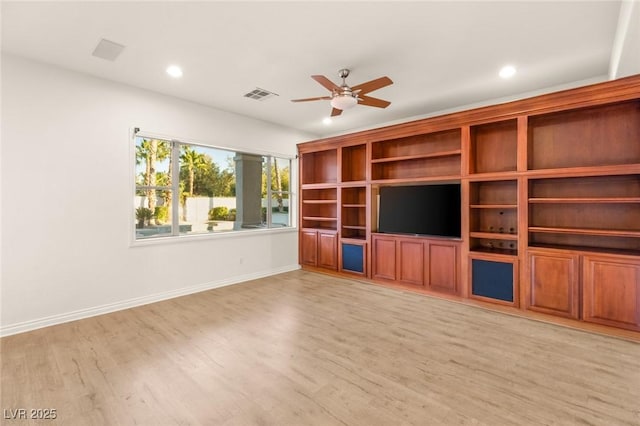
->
[[322, 117, 332, 125], [499, 65, 516, 79], [166, 65, 183, 78]]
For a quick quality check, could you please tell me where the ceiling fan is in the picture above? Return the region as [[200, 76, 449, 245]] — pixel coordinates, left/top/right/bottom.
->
[[291, 69, 393, 117]]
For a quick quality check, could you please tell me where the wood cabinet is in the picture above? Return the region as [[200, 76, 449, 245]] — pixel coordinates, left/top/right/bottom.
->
[[299, 74, 640, 336], [318, 231, 338, 270], [583, 254, 640, 331], [469, 253, 518, 306], [300, 229, 338, 271], [425, 241, 460, 295], [341, 241, 366, 275], [525, 248, 640, 329], [300, 230, 318, 266], [372, 235, 397, 281], [398, 238, 424, 286], [526, 248, 580, 319], [372, 234, 460, 295]]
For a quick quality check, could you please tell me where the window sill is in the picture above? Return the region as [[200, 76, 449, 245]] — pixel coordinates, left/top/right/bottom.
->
[[130, 226, 298, 248]]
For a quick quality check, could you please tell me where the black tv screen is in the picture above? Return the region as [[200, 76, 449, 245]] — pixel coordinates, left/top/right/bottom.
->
[[378, 184, 461, 238]]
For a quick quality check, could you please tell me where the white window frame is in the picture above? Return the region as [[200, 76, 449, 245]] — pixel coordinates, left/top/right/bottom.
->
[[131, 129, 297, 245]]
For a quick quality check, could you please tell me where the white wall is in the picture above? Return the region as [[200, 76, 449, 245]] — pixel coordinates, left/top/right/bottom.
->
[[0, 54, 312, 336]]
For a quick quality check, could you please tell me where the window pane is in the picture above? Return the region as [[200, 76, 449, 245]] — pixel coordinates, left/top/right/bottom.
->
[[270, 192, 290, 227], [178, 145, 239, 234], [133, 136, 291, 240], [135, 137, 172, 187], [270, 157, 290, 192], [134, 189, 173, 239]]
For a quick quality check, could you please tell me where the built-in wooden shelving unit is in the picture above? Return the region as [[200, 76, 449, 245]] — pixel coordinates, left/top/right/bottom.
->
[[298, 74, 640, 335]]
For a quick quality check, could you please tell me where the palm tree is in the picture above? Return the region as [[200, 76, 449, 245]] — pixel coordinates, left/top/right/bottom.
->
[[136, 139, 171, 219], [273, 158, 284, 213], [180, 146, 208, 220]]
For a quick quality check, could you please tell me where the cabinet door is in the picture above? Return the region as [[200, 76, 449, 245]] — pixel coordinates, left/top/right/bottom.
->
[[527, 249, 580, 319], [300, 231, 318, 266], [372, 236, 397, 281], [583, 255, 640, 331], [341, 242, 366, 275], [398, 239, 424, 286], [470, 256, 518, 306], [426, 241, 460, 295], [317, 231, 338, 270]]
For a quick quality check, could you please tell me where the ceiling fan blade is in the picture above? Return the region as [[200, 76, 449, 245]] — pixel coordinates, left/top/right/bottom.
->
[[312, 75, 341, 92], [358, 95, 391, 108], [331, 108, 343, 117], [351, 76, 393, 95], [291, 96, 332, 102]]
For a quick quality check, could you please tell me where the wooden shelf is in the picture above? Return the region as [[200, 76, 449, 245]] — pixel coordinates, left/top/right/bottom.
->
[[301, 225, 337, 231], [529, 227, 640, 238], [371, 175, 461, 185], [529, 197, 640, 204], [343, 225, 366, 230], [301, 183, 339, 190], [470, 231, 518, 241], [341, 236, 367, 242], [528, 243, 640, 257], [371, 150, 461, 164], [303, 199, 336, 204], [302, 216, 337, 221], [342, 204, 366, 208], [470, 204, 517, 209], [525, 163, 640, 179], [470, 247, 518, 256]]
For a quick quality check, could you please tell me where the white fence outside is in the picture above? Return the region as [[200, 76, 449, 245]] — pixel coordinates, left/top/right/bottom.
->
[[135, 196, 290, 233]]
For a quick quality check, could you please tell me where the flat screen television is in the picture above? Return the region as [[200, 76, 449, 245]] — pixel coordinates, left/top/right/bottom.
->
[[378, 184, 461, 238]]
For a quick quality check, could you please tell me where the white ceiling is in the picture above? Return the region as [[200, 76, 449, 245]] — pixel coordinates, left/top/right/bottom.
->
[[1, 1, 626, 138]]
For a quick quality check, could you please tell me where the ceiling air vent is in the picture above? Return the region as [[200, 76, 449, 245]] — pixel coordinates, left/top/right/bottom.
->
[[92, 38, 125, 61], [244, 88, 279, 101]]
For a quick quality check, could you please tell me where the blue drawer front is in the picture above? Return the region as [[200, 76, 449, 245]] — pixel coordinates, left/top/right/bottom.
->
[[472, 259, 513, 302], [342, 244, 364, 273]]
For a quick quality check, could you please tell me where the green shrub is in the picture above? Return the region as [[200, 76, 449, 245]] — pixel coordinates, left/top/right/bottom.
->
[[136, 207, 154, 228], [208, 206, 229, 221], [154, 206, 168, 223], [227, 208, 237, 221]]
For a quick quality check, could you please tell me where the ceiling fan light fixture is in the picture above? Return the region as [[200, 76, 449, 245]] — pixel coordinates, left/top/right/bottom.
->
[[330, 95, 358, 110]]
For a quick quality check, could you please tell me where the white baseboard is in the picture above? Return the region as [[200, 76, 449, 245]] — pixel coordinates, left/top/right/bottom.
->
[[0, 264, 301, 338]]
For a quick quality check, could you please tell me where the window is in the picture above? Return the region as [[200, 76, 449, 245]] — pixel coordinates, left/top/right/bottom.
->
[[134, 134, 293, 240]]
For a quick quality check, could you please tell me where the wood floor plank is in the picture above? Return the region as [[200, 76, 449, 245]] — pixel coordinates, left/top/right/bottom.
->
[[2, 270, 639, 425]]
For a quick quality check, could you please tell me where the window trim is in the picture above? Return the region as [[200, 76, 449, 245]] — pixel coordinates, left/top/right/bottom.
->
[[130, 128, 297, 246]]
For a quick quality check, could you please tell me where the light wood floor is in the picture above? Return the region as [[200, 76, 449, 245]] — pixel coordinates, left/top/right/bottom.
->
[[2, 270, 639, 425]]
